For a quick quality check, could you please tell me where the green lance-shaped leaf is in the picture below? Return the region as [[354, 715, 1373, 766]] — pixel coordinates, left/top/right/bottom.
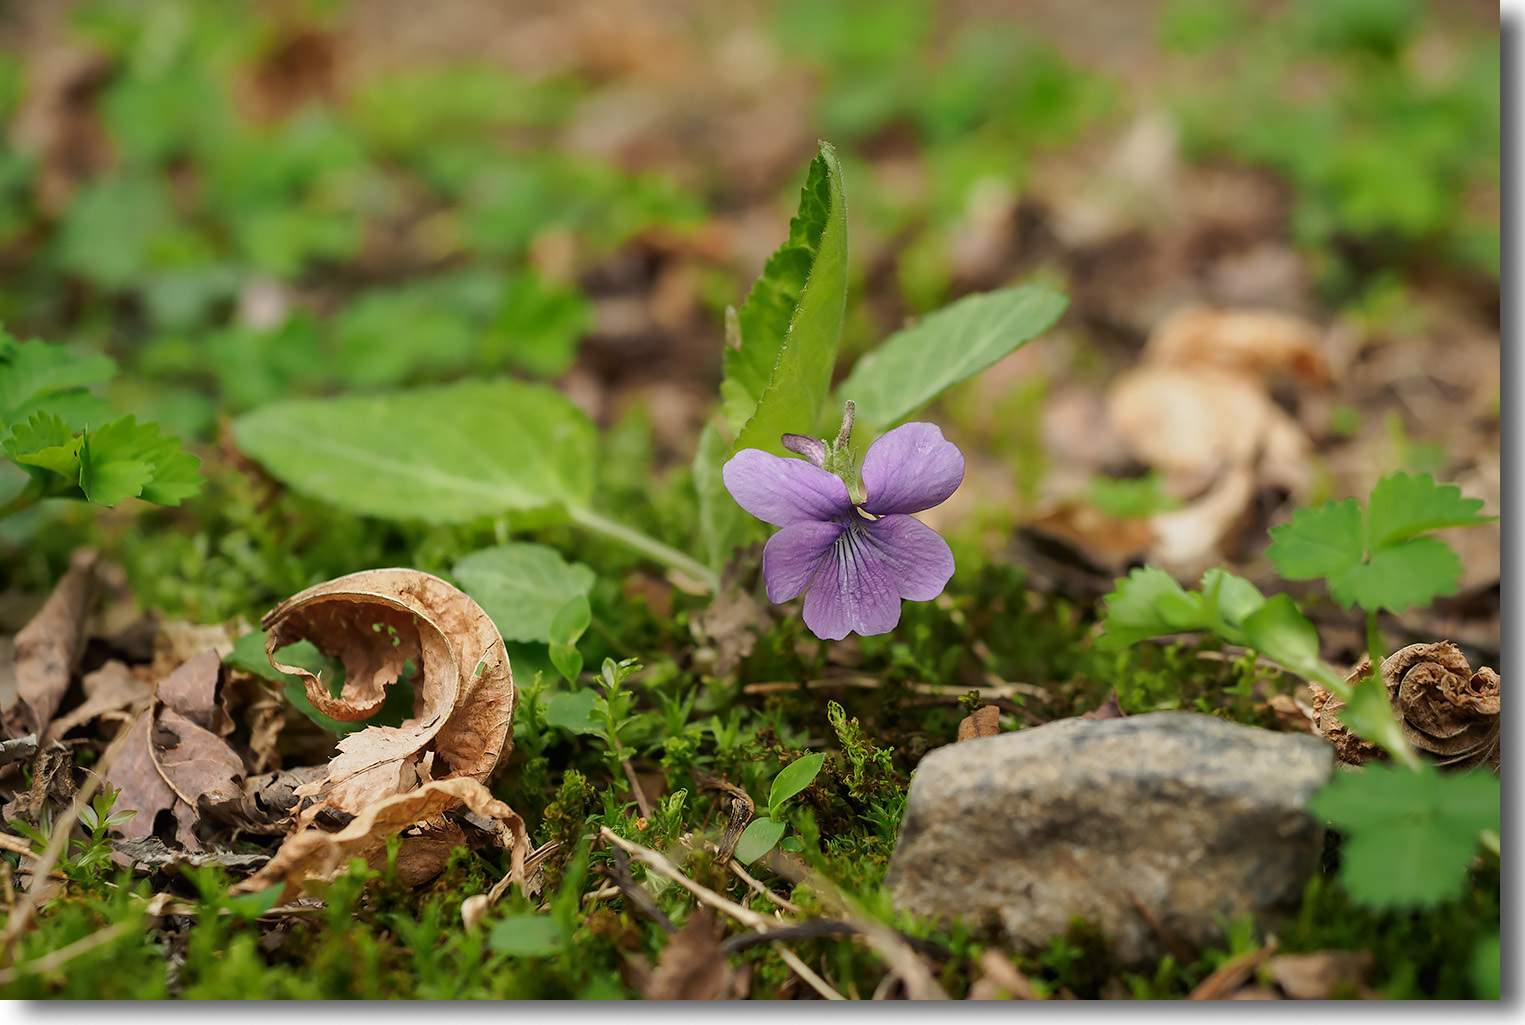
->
[[722, 141, 849, 455], [733, 817, 787, 864], [453, 542, 596, 644], [768, 751, 826, 820], [230, 378, 597, 523], [839, 282, 1069, 429]]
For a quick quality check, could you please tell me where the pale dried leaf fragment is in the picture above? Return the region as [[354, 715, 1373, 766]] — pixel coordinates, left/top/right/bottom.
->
[[644, 907, 731, 1000], [1144, 305, 1329, 386], [233, 776, 526, 903], [1108, 367, 1309, 496], [43, 660, 153, 742], [1311, 642, 1499, 770], [261, 569, 515, 821], [967, 949, 1041, 1000], [956, 705, 1001, 741], [5, 550, 99, 738], [1265, 950, 1376, 1000]]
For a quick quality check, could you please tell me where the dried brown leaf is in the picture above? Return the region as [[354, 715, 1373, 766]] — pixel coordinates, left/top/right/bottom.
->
[[232, 776, 525, 903], [156, 650, 232, 736], [105, 712, 200, 851], [1265, 950, 1375, 1000], [956, 705, 1001, 741], [1108, 367, 1309, 496], [150, 707, 246, 818], [261, 569, 515, 820], [968, 949, 1041, 1000], [4, 550, 99, 738], [1081, 691, 1127, 721], [43, 660, 153, 742], [644, 907, 731, 1000]]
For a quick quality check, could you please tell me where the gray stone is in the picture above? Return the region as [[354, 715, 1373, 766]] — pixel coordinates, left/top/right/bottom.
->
[[886, 711, 1333, 966]]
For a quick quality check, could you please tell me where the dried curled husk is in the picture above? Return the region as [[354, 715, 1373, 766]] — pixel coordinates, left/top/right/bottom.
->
[[1311, 641, 1499, 770]]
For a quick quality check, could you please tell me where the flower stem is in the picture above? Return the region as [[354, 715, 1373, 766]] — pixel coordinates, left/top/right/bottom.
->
[[1365, 609, 1385, 671], [0, 478, 44, 524], [568, 506, 720, 592]]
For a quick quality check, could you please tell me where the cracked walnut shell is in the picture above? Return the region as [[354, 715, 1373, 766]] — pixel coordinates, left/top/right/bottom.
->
[[1310, 641, 1499, 770]]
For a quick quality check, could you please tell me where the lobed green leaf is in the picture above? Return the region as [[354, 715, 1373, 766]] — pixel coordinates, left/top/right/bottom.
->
[[1364, 471, 1493, 550], [1308, 762, 1499, 911], [1266, 497, 1363, 581], [1327, 535, 1463, 613]]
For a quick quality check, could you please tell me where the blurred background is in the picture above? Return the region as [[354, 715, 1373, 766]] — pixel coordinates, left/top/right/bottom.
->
[[0, 0, 1501, 657]]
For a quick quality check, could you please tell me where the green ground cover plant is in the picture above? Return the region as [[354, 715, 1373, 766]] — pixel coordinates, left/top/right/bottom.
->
[[0, 0, 1499, 1001]]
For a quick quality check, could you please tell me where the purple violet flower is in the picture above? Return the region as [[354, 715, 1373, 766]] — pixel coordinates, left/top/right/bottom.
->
[[722, 421, 964, 641]]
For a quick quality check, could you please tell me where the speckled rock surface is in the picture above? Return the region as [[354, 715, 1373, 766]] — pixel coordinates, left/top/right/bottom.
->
[[885, 711, 1333, 966]]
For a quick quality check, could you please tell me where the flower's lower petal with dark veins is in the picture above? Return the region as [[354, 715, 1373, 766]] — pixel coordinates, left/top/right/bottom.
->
[[801, 526, 902, 641], [763, 519, 844, 602], [860, 422, 965, 516], [722, 448, 854, 526], [861, 513, 956, 601]]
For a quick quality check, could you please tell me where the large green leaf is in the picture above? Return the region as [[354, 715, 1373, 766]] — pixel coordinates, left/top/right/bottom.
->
[[452, 542, 596, 644], [230, 378, 597, 523], [692, 421, 753, 572], [839, 283, 1068, 428], [722, 142, 849, 455]]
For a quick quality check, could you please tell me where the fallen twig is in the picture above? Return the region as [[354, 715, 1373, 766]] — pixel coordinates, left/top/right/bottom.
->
[[1188, 939, 1279, 1000], [0, 699, 146, 968], [728, 858, 803, 916], [600, 827, 844, 1000], [759, 850, 950, 999]]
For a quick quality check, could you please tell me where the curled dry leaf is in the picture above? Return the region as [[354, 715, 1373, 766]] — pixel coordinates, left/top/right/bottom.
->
[[3, 549, 100, 739], [232, 777, 526, 904], [1312, 642, 1500, 770], [261, 569, 515, 821]]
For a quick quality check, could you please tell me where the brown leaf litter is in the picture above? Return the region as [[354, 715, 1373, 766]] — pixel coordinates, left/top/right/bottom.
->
[[4, 563, 526, 905], [1311, 641, 1499, 770], [3, 549, 99, 739]]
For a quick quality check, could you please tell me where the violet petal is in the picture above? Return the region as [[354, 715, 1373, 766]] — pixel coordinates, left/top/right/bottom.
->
[[763, 519, 844, 602], [781, 433, 828, 467], [861, 513, 956, 601], [801, 525, 902, 640], [860, 422, 965, 515], [722, 448, 853, 526]]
